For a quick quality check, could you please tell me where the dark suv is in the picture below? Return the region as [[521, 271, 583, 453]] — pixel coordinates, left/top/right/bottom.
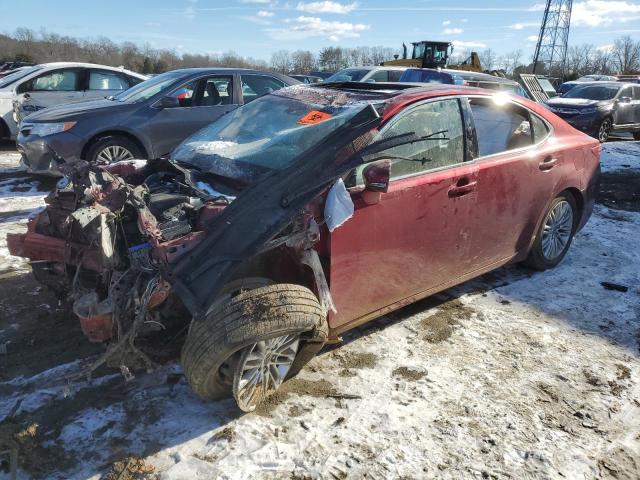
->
[[545, 82, 640, 142], [17, 68, 299, 174]]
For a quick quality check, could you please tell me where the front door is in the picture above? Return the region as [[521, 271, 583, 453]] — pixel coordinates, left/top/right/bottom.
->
[[146, 74, 238, 157], [16, 67, 85, 120], [616, 86, 635, 126], [329, 98, 477, 330]]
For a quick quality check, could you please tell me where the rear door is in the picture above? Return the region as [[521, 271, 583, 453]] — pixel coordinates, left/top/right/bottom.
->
[[146, 74, 237, 156], [329, 98, 477, 330], [463, 96, 561, 269], [616, 86, 635, 125], [16, 67, 85, 118], [84, 68, 133, 100]]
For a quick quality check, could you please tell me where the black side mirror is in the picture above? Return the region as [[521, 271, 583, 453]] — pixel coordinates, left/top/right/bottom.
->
[[155, 96, 180, 109]]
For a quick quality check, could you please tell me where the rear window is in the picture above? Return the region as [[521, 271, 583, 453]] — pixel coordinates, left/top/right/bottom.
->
[[469, 98, 534, 156]]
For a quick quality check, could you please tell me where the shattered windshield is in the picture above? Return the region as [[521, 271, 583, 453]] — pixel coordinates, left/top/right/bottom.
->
[[171, 86, 372, 183]]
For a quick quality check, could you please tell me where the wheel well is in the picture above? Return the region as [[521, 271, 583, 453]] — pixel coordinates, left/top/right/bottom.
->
[[81, 131, 148, 160], [561, 187, 584, 222]]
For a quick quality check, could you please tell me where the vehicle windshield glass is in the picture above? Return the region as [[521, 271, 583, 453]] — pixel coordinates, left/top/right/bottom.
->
[[325, 68, 369, 82], [401, 69, 455, 84], [564, 84, 620, 100], [0, 66, 41, 89], [172, 87, 370, 183], [114, 71, 184, 103]]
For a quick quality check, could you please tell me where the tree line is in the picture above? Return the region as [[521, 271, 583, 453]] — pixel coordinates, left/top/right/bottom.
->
[[1, 28, 638, 79]]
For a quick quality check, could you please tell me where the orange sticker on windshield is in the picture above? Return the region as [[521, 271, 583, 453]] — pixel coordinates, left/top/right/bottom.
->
[[298, 110, 332, 125]]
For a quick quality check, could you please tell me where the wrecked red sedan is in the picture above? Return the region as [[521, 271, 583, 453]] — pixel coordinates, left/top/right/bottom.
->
[[7, 83, 600, 412]]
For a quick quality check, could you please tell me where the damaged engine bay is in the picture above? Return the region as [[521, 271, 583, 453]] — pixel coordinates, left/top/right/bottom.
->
[[7, 100, 386, 381]]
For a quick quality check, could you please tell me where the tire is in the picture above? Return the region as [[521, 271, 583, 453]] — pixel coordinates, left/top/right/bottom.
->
[[181, 284, 326, 409], [633, 132, 640, 141], [85, 135, 143, 164], [596, 118, 612, 143], [524, 193, 577, 271]]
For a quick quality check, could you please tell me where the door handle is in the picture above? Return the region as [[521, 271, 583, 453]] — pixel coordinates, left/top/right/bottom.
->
[[539, 156, 558, 171], [448, 178, 477, 198]]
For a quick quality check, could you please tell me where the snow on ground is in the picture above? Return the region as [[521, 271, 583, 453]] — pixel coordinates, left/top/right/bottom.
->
[[0, 142, 639, 479]]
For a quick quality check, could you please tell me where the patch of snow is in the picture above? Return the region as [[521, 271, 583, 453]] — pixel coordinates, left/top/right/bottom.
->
[[600, 141, 640, 173]]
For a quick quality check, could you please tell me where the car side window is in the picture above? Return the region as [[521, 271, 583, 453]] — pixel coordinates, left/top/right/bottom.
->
[[469, 98, 534, 156], [194, 76, 234, 106], [349, 99, 465, 186], [530, 113, 550, 143], [368, 70, 389, 82], [30, 69, 80, 92], [88, 70, 130, 90], [241, 75, 286, 103], [388, 70, 403, 82], [619, 86, 632, 99]]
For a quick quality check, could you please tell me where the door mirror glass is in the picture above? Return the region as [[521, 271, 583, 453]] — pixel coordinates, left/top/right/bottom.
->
[[156, 95, 181, 109], [619, 96, 632, 104], [363, 160, 391, 193]]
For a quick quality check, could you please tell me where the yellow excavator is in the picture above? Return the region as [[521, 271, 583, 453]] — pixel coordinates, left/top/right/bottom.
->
[[382, 40, 483, 72]]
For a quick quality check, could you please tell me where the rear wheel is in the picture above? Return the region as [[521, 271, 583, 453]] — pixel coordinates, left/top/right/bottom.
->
[[85, 135, 143, 164], [181, 284, 326, 412], [525, 193, 577, 271], [596, 118, 612, 143]]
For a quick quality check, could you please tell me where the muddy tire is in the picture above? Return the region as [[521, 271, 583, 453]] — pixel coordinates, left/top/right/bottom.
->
[[524, 192, 577, 271], [85, 135, 143, 164], [181, 284, 326, 409]]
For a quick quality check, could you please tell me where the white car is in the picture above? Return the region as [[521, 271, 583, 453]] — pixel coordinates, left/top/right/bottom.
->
[[0, 62, 147, 139], [324, 66, 407, 83]]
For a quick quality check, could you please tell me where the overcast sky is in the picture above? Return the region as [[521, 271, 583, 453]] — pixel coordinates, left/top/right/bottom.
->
[[1, 0, 639, 60]]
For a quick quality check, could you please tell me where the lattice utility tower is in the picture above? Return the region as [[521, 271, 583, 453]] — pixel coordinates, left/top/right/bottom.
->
[[532, 0, 573, 79]]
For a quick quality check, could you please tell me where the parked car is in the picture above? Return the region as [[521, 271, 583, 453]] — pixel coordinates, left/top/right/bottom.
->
[[8, 83, 600, 412], [0, 65, 31, 79], [0, 61, 35, 74], [325, 66, 407, 83], [16, 68, 299, 174], [0, 62, 146, 140], [545, 82, 640, 142], [616, 75, 640, 84], [290, 74, 323, 84], [400, 68, 529, 98], [557, 74, 619, 95]]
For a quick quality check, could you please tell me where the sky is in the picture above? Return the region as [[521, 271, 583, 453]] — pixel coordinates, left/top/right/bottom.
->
[[1, 0, 640, 61]]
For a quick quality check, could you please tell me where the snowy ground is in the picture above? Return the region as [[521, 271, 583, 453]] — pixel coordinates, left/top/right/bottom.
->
[[0, 141, 639, 479]]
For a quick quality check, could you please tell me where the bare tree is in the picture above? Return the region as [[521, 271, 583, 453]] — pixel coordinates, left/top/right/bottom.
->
[[611, 35, 640, 74], [290, 50, 316, 74], [270, 50, 291, 74], [481, 48, 497, 71]]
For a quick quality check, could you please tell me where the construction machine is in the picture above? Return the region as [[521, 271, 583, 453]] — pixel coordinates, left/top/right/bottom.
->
[[382, 40, 483, 72]]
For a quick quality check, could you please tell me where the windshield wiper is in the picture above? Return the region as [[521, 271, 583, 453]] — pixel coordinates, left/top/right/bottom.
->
[[361, 130, 449, 162]]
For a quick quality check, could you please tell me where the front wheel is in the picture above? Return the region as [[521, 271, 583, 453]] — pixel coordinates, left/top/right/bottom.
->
[[524, 193, 577, 271], [596, 118, 612, 143], [181, 284, 326, 412], [85, 135, 143, 164]]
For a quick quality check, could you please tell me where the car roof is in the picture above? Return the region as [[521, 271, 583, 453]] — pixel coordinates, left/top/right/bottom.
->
[[338, 66, 408, 72], [35, 62, 147, 78]]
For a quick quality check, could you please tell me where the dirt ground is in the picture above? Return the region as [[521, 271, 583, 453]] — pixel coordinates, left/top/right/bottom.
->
[[0, 141, 639, 479]]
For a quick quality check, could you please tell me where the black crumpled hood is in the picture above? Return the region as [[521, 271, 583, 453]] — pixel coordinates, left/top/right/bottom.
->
[[166, 104, 382, 318]]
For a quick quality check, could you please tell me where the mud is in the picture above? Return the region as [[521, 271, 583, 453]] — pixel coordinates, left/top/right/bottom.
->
[[392, 367, 427, 381], [419, 298, 473, 343], [333, 351, 377, 369], [254, 378, 337, 417], [597, 171, 640, 212], [0, 273, 102, 381], [104, 456, 155, 480]]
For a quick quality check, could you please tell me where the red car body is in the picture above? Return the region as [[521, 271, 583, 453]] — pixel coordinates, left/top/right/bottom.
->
[[8, 84, 600, 342]]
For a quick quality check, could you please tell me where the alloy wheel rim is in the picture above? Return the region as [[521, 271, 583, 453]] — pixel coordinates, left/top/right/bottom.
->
[[233, 334, 300, 412], [599, 120, 611, 142], [96, 145, 134, 164], [541, 200, 573, 260]]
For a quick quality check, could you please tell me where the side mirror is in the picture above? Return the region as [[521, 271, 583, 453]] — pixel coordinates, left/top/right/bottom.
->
[[619, 96, 632, 104], [155, 96, 180, 109], [361, 160, 390, 205]]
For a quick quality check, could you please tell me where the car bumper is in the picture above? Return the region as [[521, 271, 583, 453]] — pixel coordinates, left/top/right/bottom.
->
[[17, 131, 84, 175], [550, 111, 606, 135]]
